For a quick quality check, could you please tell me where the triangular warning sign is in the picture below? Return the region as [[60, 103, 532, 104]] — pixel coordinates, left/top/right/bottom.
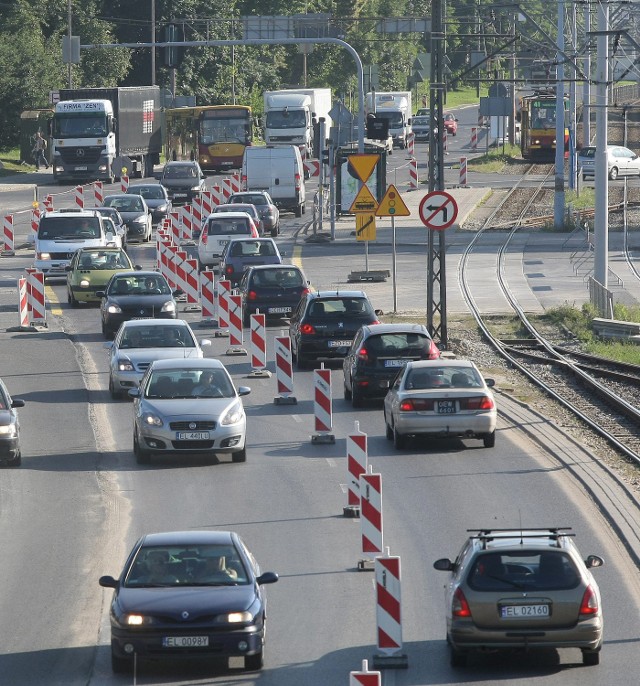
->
[[349, 184, 379, 213], [376, 184, 410, 217], [347, 154, 380, 182]]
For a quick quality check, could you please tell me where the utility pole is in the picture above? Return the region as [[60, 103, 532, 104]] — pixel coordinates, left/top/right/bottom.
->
[[594, 0, 609, 287], [553, 0, 566, 230], [583, 1, 592, 146]]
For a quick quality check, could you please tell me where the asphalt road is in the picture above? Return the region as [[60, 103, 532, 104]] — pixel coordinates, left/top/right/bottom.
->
[[2, 119, 640, 684]]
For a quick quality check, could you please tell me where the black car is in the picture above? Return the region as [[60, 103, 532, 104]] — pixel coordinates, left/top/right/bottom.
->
[[343, 323, 441, 406], [99, 530, 278, 674], [98, 271, 179, 339], [160, 161, 205, 204], [289, 290, 382, 369], [0, 377, 25, 467], [238, 264, 310, 325], [127, 183, 172, 224]]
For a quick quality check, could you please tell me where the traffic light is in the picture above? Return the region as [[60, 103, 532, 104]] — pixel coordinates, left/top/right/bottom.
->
[[164, 24, 184, 68]]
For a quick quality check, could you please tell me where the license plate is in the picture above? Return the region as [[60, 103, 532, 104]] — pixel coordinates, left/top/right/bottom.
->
[[132, 316, 153, 320], [163, 636, 209, 648], [174, 193, 187, 198], [328, 340, 351, 348], [501, 604, 550, 619], [268, 306, 291, 314], [437, 400, 456, 414], [384, 359, 408, 368], [75, 165, 88, 171], [177, 431, 209, 440]]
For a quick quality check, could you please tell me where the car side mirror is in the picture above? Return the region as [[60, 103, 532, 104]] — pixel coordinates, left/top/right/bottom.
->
[[99, 575, 118, 588], [105, 232, 114, 241], [237, 386, 251, 396], [134, 264, 143, 270], [11, 399, 25, 408], [433, 558, 455, 571], [65, 265, 73, 272], [375, 309, 384, 316], [256, 571, 279, 585], [484, 378, 495, 387], [173, 289, 183, 297], [96, 291, 105, 298], [128, 388, 140, 399], [200, 339, 212, 347], [585, 554, 604, 569]]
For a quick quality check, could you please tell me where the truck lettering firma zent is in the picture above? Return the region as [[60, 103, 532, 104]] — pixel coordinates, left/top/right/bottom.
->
[[51, 86, 162, 184]]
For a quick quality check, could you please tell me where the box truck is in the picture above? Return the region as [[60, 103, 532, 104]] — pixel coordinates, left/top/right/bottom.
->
[[365, 91, 412, 148], [51, 86, 162, 184], [263, 88, 332, 159], [242, 146, 306, 217]]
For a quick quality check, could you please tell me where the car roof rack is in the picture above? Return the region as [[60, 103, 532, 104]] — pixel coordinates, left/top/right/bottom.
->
[[466, 528, 574, 549]]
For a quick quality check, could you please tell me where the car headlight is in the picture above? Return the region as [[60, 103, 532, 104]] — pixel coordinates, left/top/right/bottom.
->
[[0, 424, 17, 438], [161, 301, 176, 313], [120, 613, 158, 627], [132, 216, 147, 225], [117, 359, 135, 372], [220, 401, 244, 426], [107, 304, 122, 314], [221, 611, 253, 623], [156, 203, 168, 213], [80, 279, 90, 288], [142, 412, 163, 427], [191, 186, 202, 193], [37, 252, 51, 261]]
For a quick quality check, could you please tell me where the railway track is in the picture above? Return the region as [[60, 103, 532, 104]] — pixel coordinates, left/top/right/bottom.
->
[[459, 165, 640, 463]]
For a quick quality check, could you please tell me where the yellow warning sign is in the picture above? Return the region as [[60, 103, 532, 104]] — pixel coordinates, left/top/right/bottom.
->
[[347, 154, 380, 182], [376, 184, 411, 217], [355, 213, 377, 241], [349, 184, 379, 213]]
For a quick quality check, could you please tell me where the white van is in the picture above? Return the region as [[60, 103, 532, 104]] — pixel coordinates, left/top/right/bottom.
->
[[197, 211, 259, 269], [34, 208, 122, 278], [241, 146, 306, 217]]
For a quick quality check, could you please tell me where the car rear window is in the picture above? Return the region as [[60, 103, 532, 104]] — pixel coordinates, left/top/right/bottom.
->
[[308, 298, 373, 317], [251, 268, 303, 287], [366, 333, 432, 355], [207, 217, 251, 236], [467, 552, 580, 591], [579, 147, 596, 159], [230, 241, 275, 257], [405, 366, 482, 389]]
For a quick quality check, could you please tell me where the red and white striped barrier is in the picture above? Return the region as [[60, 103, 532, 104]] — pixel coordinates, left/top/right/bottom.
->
[[471, 126, 478, 151], [18, 277, 29, 328], [74, 185, 84, 209], [407, 132, 415, 157], [44, 194, 53, 211], [273, 335, 296, 404], [165, 244, 179, 291], [304, 159, 320, 177], [25, 267, 36, 315], [181, 205, 193, 242], [120, 175, 129, 194], [226, 294, 246, 354], [31, 208, 40, 236], [248, 313, 270, 376], [182, 257, 200, 309], [2, 214, 14, 255], [217, 279, 231, 332], [375, 550, 405, 661], [349, 660, 381, 686], [344, 422, 367, 517], [175, 249, 189, 295], [199, 270, 217, 324], [358, 467, 383, 568], [211, 184, 223, 207], [201, 190, 214, 216], [28, 269, 46, 324], [170, 211, 181, 244], [191, 197, 203, 238], [408, 157, 418, 190], [93, 181, 104, 206], [459, 157, 467, 186], [311, 366, 335, 444], [231, 171, 241, 193]]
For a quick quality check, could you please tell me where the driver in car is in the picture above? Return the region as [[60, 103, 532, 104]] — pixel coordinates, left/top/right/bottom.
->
[[191, 371, 222, 397]]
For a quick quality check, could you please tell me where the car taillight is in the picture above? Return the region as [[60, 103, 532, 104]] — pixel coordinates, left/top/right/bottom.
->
[[465, 396, 494, 410], [295, 173, 301, 191], [247, 290, 258, 301], [301, 287, 310, 296], [399, 398, 434, 411], [357, 347, 370, 362], [300, 323, 316, 335], [427, 341, 440, 359], [452, 588, 472, 617], [370, 319, 381, 325], [224, 266, 234, 276], [579, 585, 599, 615]]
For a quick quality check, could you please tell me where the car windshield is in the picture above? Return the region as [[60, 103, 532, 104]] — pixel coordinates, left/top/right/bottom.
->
[[105, 197, 144, 212], [579, 147, 596, 159], [124, 544, 249, 587], [78, 250, 130, 270], [38, 216, 101, 239], [108, 275, 171, 296], [467, 552, 580, 591], [405, 366, 483, 389], [144, 368, 235, 399], [119, 325, 195, 349], [413, 117, 429, 126], [164, 165, 198, 178], [130, 186, 165, 200]]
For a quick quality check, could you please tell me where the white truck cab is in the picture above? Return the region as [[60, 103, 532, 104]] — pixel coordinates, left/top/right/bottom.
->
[[34, 208, 122, 278]]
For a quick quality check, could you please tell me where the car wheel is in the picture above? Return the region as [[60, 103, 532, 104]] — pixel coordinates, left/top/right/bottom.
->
[[68, 290, 78, 307], [101, 321, 111, 340], [393, 424, 406, 450], [271, 227, 278, 237], [232, 446, 247, 463], [483, 431, 496, 448], [344, 380, 352, 401], [351, 384, 364, 408], [296, 354, 309, 370], [8, 450, 21, 467], [582, 649, 600, 666], [245, 648, 264, 671], [294, 205, 302, 218], [134, 429, 151, 465], [609, 166, 619, 180], [111, 652, 133, 674], [449, 642, 467, 668], [384, 413, 393, 441], [109, 376, 122, 400]]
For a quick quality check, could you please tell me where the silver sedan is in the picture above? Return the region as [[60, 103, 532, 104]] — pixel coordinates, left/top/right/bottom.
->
[[130, 358, 250, 465], [383, 359, 497, 449], [105, 319, 211, 399]]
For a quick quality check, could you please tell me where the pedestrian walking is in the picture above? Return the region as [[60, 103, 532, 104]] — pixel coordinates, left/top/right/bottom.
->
[[32, 132, 49, 170]]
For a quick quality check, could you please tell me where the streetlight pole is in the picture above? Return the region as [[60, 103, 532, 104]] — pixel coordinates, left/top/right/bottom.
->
[[151, 0, 156, 85], [67, 0, 73, 88]]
